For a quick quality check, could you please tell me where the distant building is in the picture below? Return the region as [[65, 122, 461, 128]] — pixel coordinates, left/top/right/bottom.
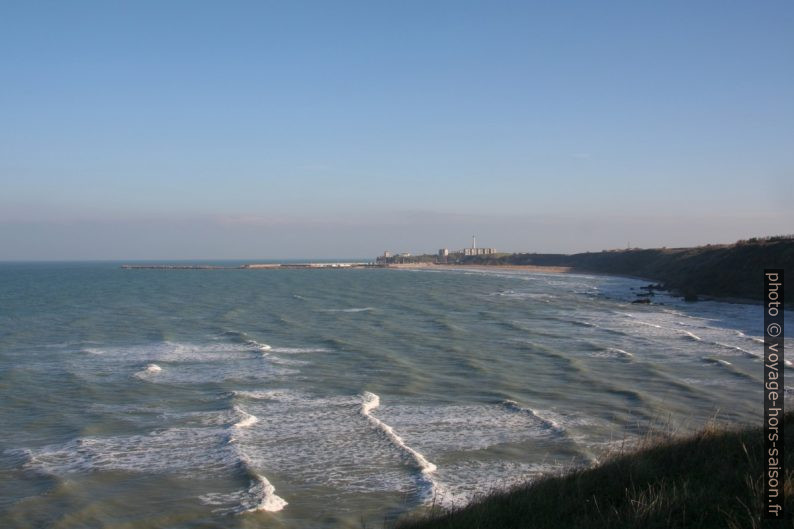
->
[[374, 238, 496, 265], [375, 250, 415, 265], [462, 247, 496, 256], [461, 235, 495, 256]]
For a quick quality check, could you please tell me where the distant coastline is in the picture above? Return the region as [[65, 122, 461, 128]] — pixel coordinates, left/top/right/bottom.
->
[[119, 236, 792, 304], [383, 236, 794, 304], [121, 262, 375, 270]]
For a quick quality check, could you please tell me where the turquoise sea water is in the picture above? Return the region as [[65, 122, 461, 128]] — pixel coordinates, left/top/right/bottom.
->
[[0, 263, 786, 528]]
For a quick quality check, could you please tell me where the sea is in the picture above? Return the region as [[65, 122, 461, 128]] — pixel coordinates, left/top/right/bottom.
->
[[0, 262, 788, 528]]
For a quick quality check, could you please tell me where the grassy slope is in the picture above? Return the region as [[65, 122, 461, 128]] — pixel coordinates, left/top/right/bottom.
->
[[463, 238, 794, 302], [397, 413, 794, 529]]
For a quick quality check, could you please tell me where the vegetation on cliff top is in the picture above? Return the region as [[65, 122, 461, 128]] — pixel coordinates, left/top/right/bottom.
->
[[395, 412, 793, 529]]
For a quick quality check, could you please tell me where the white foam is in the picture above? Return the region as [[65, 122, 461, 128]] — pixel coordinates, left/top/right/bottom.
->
[[635, 321, 663, 329], [589, 348, 633, 360], [495, 290, 555, 301], [322, 307, 375, 313], [244, 473, 287, 512], [132, 362, 295, 384], [227, 392, 408, 495], [703, 357, 732, 367], [263, 355, 309, 366], [680, 330, 702, 341], [225, 409, 287, 514], [713, 342, 755, 356], [199, 462, 287, 514], [360, 392, 438, 499], [17, 426, 236, 475], [737, 331, 766, 344], [233, 406, 258, 429], [429, 459, 562, 507], [19, 389, 603, 514], [134, 363, 163, 378], [231, 389, 297, 401], [269, 347, 329, 354], [248, 340, 272, 351], [95, 341, 259, 363]]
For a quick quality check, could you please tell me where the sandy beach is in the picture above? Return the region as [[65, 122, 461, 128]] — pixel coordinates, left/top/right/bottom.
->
[[386, 263, 572, 274]]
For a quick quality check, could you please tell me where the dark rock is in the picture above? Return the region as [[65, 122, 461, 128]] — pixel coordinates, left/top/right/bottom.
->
[[631, 298, 651, 304]]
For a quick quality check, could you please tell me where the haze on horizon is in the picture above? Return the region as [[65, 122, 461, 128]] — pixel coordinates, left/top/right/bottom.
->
[[1, 1, 792, 260]]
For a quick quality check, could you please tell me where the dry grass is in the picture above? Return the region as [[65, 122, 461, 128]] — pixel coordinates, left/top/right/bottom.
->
[[393, 413, 794, 529]]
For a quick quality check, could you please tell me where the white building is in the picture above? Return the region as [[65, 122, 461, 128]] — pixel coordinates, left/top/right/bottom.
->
[[462, 247, 496, 256]]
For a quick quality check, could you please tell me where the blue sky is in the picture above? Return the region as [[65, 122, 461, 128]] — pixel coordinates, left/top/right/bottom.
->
[[1, 1, 792, 259]]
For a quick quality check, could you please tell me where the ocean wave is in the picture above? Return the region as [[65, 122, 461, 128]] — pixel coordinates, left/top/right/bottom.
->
[[736, 330, 766, 344], [680, 330, 702, 341], [634, 320, 663, 329], [88, 341, 261, 363], [218, 331, 278, 353], [131, 361, 297, 384], [269, 347, 329, 354], [133, 363, 163, 378], [700, 357, 757, 380], [500, 400, 565, 433], [702, 357, 732, 367], [247, 340, 272, 351], [263, 355, 310, 366], [361, 392, 438, 500], [588, 348, 634, 360], [321, 307, 375, 313], [14, 426, 236, 476], [713, 341, 755, 356], [199, 442, 287, 514], [242, 473, 288, 512], [199, 473, 287, 514], [231, 389, 298, 401], [232, 406, 258, 429]]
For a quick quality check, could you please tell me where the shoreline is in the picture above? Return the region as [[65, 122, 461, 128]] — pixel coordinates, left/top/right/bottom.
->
[[385, 263, 572, 274], [119, 261, 763, 305], [387, 263, 763, 305]]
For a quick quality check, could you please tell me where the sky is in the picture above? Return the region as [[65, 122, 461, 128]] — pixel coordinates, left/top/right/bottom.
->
[[1, 1, 792, 259]]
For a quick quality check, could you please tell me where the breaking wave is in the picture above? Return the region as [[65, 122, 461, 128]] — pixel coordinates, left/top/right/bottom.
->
[[501, 400, 565, 433], [360, 392, 439, 500]]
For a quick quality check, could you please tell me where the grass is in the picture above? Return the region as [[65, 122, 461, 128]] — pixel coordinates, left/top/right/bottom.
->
[[394, 413, 794, 529]]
